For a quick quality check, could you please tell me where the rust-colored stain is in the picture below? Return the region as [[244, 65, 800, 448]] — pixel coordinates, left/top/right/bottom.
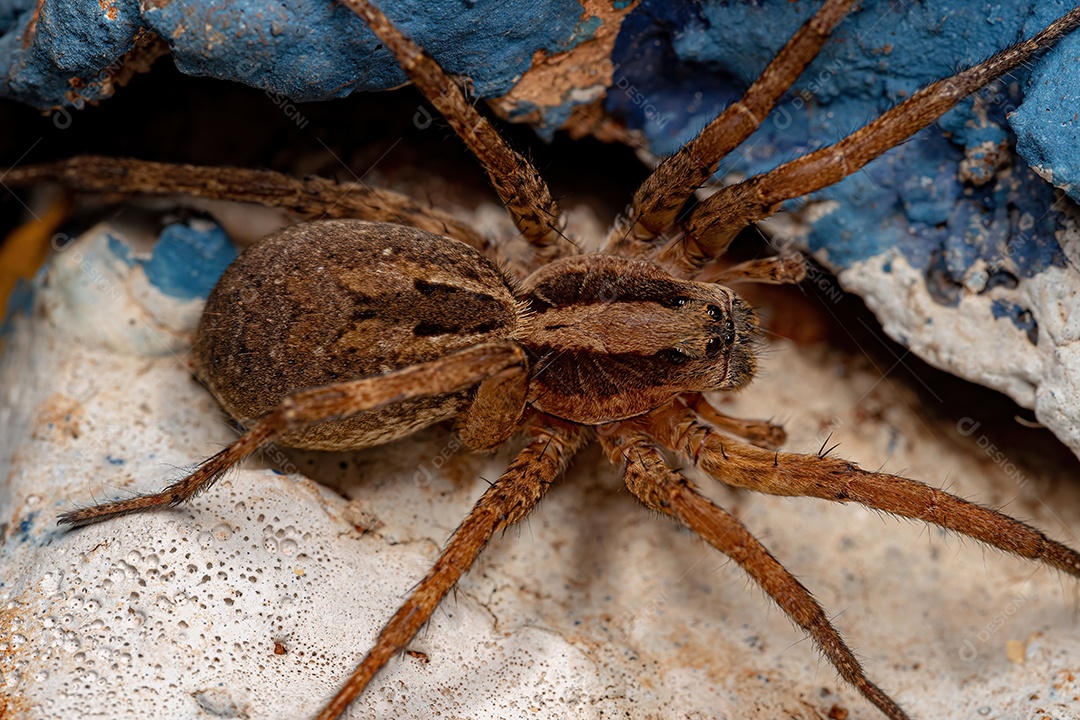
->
[[87, 30, 170, 104], [56, 29, 169, 108], [20, 0, 44, 50], [83, 538, 113, 560], [98, 0, 119, 22], [405, 649, 429, 664], [0, 603, 30, 718], [491, 0, 639, 138], [31, 394, 84, 443], [958, 138, 1009, 186]]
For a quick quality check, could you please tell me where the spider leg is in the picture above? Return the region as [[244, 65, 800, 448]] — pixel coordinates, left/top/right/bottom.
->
[[682, 393, 786, 450], [671, 7, 1080, 273], [341, 0, 569, 269], [604, 0, 856, 257], [314, 417, 588, 720], [3, 155, 490, 254], [694, 253, 807, 286], [57, 342, 526, 528], [456, 362, 530, 451], [598, 424, 909, 720], [649, 399, 1080, 578]]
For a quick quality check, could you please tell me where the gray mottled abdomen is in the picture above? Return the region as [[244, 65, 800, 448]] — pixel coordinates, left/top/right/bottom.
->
[[195, 219, 519, 450]]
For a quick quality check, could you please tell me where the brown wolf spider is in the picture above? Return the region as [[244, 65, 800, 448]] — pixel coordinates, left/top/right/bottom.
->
[[8, 0, 1080, 718]]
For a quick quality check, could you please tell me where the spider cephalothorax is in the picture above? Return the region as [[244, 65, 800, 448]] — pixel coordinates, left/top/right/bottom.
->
[[5, 0, 1076, 719], [520, 253, 762, 424]]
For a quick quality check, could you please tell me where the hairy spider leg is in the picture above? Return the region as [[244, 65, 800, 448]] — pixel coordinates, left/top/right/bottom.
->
[[313, 418, 588, 720], [598, 424, 909, 720], [341, 0, 568, 265], [695, 253, 808, 286], [672, 7, 1080, 275], [606, 0, 857, 256], [1, 156, 490, 253], [57, 342, 526, 527], [682, 392, 787, 450], [650, 397, 1080, 577]]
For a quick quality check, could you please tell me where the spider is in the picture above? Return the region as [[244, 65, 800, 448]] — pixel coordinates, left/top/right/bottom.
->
[[6, 0, 1079, 718]]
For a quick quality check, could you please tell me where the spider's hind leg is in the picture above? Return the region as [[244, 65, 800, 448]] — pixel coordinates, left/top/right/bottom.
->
[[598, 419, 910, 720], [58, 342, 526, 528], [2, 155, 492, 254], [313, 417, 588, 720]]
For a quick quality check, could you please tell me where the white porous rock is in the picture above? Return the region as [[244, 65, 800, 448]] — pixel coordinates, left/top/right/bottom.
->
[[833, 207, 1080, 459], [1, 221, 1079, 719], [0, 222, 600, 718]]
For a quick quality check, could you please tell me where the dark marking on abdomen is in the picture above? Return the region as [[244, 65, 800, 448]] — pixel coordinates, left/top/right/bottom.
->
[[414, 318, 507, 337], [414, 322, 462, 337]]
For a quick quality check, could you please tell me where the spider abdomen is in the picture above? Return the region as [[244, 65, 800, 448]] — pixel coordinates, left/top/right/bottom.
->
[[196, 219, 519, 450]]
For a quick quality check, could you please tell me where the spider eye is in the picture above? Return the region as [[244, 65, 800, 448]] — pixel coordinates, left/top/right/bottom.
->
[[706, 337, 725, 357], [722, 318, 735, 345], [661, 348, 690, 365], [707, 304, 723, 321], [663, 296, 689, 309]]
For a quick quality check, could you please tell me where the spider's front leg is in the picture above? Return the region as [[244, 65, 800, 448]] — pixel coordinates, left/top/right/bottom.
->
[[682, 392, 787, 450], [341, 0, 571, 271], [649, 398, 1080, 578], [597, 421, 909, 720], [604, 0, 857, 257], [314, 417, 588, 720], [58, 342, 526, 527]]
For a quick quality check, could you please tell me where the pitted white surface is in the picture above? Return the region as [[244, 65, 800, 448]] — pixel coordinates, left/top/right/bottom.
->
[[835, 201, 1080, 461], [2, 223, 1079, 719]]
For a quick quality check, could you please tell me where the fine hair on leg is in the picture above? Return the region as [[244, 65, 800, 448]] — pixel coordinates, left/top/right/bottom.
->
[[341, 0, 570, 265], [59, 342, 526, 527], [646, 398, 1080, 577], [1, 155, 489, 252], [598, 423, 909, 720], [670, 7, 1080, 272], [606, 0, 857, 255], [314, 418, 588, 720]]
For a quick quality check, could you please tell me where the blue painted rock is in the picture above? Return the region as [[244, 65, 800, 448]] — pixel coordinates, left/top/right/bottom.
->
[[2, 0, 1079, 453], [603, 1, 1080, 454]]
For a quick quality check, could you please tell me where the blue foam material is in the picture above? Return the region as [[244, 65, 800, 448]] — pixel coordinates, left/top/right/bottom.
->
[[143, 222, 238, 301], [105, 221, 238, 301]]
